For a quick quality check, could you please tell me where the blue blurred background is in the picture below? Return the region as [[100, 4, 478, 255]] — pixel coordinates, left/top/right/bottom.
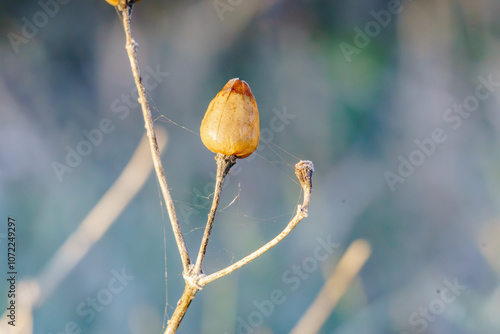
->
[[1, 0, 500, 333]]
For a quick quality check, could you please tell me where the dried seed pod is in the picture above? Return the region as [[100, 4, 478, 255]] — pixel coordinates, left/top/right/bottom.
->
[[200, 78, 260, 158], [104, 0, 142, 7]]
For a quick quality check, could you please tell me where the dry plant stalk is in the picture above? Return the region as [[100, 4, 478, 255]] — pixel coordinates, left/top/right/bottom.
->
[[118, 2, 314, 333], [290, 239, 372, 334], [0, 130, 167, 334]]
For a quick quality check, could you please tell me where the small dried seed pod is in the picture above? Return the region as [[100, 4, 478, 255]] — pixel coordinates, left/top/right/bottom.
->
[[200, 78, 260, 158], [104, 0, 142, 7]]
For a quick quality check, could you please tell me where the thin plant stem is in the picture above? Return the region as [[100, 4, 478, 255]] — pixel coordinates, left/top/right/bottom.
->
[[164, 282, 200, 334], [198, 160, 314, 286], [120, 5, 314, 334], [164, 160, 313, 333], [199, 206, 306, 285], [121, 4, 191, 272], [193, 153, 237, 275], [0, 131, 167, 333], [290, 239, 371, 334]]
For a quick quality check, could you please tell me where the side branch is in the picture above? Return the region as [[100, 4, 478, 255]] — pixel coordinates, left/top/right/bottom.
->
[[193, 154, 237, 275], [121, 5, 191, 271], [198, 160, 314, 286]]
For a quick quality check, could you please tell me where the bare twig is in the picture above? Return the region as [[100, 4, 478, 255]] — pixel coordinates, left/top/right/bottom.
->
[[164, 280, 200, 334], [198, 160, 314, 286], [121, 4, 191, 272], [36, 129, 168, 305], [120, 6, 314, 333], [165, 154, 238, 333], [193, 153, 237, 275], [0, 130, 167, 334], [162, 160, 314, 333]]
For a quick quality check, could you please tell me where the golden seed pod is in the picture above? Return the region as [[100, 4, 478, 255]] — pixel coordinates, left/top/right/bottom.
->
[[200, 78, 260, 159], [104, 0, 142, 7]]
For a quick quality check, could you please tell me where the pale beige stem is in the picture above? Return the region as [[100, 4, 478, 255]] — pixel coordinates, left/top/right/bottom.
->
[[290, 239, 372, 334], [164, 282, 200, 334], [0, 131, 167, 334], [121, 5, 191, 271], [163, 160, 313, 334], [198, 160, 314, 286], [120, 7, 315, 334], [36, 129, 168, 305], [193, 154, 236, 275]]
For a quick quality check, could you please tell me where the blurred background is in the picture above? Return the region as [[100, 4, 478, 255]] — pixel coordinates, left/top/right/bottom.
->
[[1, 0, 500, 333]]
